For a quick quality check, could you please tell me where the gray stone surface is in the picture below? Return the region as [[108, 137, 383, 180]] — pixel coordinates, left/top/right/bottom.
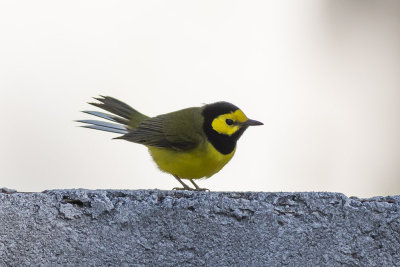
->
[[0, 190, 399, 266]]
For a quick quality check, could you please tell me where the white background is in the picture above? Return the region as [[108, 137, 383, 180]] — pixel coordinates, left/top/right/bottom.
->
[[1, 1, 399, 197]]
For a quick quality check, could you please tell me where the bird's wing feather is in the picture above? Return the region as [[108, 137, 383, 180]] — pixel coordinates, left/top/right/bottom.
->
[[116, 107, 204, 151]]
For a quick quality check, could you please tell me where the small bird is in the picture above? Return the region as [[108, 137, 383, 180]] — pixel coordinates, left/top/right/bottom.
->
[[78, 96, 263, 190]]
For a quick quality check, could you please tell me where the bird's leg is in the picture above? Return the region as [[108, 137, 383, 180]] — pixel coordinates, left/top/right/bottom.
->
[[189, 179, 209, 191], [173, 175, 193, 190]]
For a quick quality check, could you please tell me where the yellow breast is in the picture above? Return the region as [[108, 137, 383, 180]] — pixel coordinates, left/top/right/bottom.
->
[[148, 142, 235, 179]]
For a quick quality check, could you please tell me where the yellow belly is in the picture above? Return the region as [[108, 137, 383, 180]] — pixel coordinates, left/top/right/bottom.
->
[[148, 142, 235, 179]]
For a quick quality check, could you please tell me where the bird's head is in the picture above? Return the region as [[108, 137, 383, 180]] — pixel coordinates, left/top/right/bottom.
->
[[202, 101, 263, 154]]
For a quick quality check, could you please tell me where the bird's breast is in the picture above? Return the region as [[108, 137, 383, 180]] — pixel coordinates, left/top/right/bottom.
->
[[148, 142, 236, 179]]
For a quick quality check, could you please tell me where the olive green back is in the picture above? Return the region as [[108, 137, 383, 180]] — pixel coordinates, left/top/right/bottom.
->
[[117, 107, 205, 151]]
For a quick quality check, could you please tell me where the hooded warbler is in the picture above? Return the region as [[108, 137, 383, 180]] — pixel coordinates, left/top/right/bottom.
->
[[78, 96, 263, 190]]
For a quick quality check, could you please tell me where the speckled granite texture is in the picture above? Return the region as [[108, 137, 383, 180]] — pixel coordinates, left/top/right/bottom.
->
[[0, 190, 399, 266]]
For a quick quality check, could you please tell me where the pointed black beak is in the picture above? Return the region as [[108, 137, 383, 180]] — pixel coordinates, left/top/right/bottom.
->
[[242, 119, 263, 127]]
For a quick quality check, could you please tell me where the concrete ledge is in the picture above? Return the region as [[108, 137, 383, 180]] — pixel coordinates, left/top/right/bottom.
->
[[0, 190, 399, 266]]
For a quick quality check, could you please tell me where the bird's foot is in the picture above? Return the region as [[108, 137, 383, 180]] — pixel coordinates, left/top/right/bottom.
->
[[172, 187, 209, 191], [172, 186, 192, 191], [189, 179, 209, 191], [173, 176, 209, 191], [194, 188, 210, 192]]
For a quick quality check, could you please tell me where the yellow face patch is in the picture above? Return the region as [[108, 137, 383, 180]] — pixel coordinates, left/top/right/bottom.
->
[[211, 109, 248, 136]]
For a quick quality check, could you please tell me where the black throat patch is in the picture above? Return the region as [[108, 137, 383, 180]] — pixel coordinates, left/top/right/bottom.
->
[[202, 102, 247, 155]]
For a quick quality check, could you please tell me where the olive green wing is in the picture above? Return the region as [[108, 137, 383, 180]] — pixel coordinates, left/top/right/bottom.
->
[[115, 107, 204, 151]]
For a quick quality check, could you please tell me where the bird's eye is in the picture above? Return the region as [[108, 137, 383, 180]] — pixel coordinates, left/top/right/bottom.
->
[[225, 119, 234, 125]]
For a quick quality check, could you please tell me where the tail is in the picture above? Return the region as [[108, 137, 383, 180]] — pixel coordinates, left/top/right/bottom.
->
[[77, 96, 149, 135]]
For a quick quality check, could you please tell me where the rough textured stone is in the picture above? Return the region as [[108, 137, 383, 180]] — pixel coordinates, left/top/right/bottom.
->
[[0, 190, 399, 266]]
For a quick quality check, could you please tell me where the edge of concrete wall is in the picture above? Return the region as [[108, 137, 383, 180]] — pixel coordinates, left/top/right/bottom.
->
[[1, 189, 399, 266]]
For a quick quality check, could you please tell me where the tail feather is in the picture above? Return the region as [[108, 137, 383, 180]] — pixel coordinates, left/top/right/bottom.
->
[[89, 96, 147, 122], [77, 120, 128, 131], [80, 124, 128, 134], [78, 95, 149, 135], [82, 110, 129, 125]]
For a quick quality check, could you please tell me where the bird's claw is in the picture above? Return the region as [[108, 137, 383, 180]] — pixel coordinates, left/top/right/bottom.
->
[[172, 187, 209, 191]]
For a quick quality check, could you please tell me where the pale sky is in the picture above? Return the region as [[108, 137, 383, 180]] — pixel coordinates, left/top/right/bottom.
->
[[1, 1, 399, 197]]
